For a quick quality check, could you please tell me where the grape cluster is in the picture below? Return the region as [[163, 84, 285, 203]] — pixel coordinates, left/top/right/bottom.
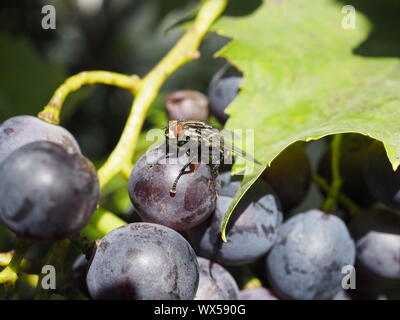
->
[[1, 64, 400, 300]]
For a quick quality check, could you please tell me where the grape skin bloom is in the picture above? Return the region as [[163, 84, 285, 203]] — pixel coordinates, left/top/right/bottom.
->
[[0, 115, 80, 164], [266, 209, 356, 300], [195, 257, 239, 300], [86, 223, 199, 300], [0, 141, 99, 240]]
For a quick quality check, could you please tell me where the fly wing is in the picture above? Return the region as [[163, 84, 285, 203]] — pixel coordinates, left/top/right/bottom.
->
[[181, 121, 214, 130], [230, 143, 261, 165], [219, 129, 261, 165]]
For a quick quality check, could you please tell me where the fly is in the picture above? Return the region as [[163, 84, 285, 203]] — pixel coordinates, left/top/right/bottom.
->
[[163, 120, 260, 196]]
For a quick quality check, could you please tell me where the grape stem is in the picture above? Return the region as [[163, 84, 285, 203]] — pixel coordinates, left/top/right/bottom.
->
[[88, 208, 126, 236], [80, 221, 104, 240], [34, 239, 70, 300], [37, 0, 227, 237], [120, 163, 133, 181], [241, 265, 262, 290], [0, 251, 13, 267], [19, 272, 39, 289], [96, 0, 228, 189], [0, 251, 41, 273], [38, 71, 141, 124], [322, 134, 343, 213], [0, 238, 31, 294], [70, 234, 96, 258], [313, 173, 360, 215]]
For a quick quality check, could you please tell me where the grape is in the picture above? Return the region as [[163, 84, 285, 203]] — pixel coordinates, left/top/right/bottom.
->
[[190, 179, 282, 266], [350, 209, 400, 280], [318, 133, 373, 208], [72, 254, 90, 297], [0, 115, 80, 164], [266, 209, 356, 300], [0, 141, 99, 240], [363, 142, 400, 209], [125, 206, 143, 223], [239, 287, 279, 300], [128, 146, 217, 231], [195, 257, 239, 300], [208, 65, 242, 123], [165, 90, 209, 121], [347, 258, 394, 299], [86, 223, 199, 300], [219, 171, 242, 197], [332, 290, 351, 300], [347, 270, 390, 300], [262, 142, 311, 213]]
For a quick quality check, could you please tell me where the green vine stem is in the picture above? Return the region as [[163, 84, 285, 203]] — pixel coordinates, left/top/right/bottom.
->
[[0, 252, 39, 273], [80, 222, 104, 241], [35, 0, 227, 239], [88, 208, 126, 236], [313, 173, 360, 215], [0, 238, 31, 298], [70, 234, 96, 258], [96, 0, 228, 189], [38, 71, 141, 124], [322, 135, 343, 213], [34, 239, 70, 300], [121, 163, 134, 181], [0, 252, 13, 267], [242, 277, 263, 290], [19, 272, 39, 289], [241, 265, 262, 290]]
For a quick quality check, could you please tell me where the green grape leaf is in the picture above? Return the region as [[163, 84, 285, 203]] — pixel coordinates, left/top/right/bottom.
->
[[213, 0, 400, 240]]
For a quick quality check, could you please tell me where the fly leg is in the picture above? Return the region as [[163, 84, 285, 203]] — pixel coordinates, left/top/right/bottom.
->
[[170, 161, 199, 197]]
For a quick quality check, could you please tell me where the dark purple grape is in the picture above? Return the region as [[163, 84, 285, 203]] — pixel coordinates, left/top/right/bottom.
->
[[86, 223, 199, 300], [195, 257, 239, 300], [72, 254, 90, 297], [124, 206, 143, 223], [363, 142, 400, 209], [262, 142, 311, 213], [346, 253, 397, 300], [208, 65, 242, 124], [318, 133, 373, 208], [0, 115, 80, 164], [165, 90, 209, 121], [0, 141, 99, 240], [128, 146, 217, 231], [346, 266, 390, 300], [266, 209, 356, 300], [332, 290, 351, 300], [239, 287, 279, 300], [350, 209, 400, 280], [190, 179, 282, 266], [219, 171, 242, 197]]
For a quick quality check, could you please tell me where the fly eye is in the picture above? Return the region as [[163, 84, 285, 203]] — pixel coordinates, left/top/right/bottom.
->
[[174, 123, 184, 137]]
